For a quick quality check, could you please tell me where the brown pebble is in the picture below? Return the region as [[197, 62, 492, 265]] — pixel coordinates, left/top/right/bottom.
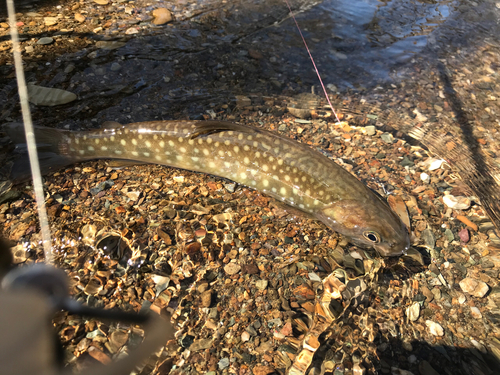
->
[[458, 228, 469, 243], [88, 346, 111, 364], [248, 49, 263, 59], [200, 290, 212, 308], [252, 364, 275, 375], [152, 8, 173, 25], [185, 242, 201, 256]]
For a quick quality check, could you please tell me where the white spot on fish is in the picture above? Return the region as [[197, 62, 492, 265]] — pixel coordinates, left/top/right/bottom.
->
[[194, 148, 199, 153], [180, 147, 187, 153], [224, 162, 231, 168], [132, 139, 138, 146], [159, 141, 165, 148], [154, 135, 158, 140], [247, 135, 253, 141], [284, 175, 290, 181], [240, 172, 247, 179], [168, 140, 175, 147], [262, 165, 269, 172], [88, 146, 95, 151], [243, 145, 250, 151], [319, 191, 324, 196], [207, 138, 213, 144], [209, 161, 216, 168], [143, 152, 150, 157], [121, 139, 126, 146], [243, 157, 250, 164], [176, 155, 183, 161], [293, 188, 299, 195], [188, 139, 194, 145], [79, 150, 85, 155], [269, 156, 274, 162], [272, 187, 277, 193], [305, 189, 311, 196], [198, 138, 204, 144], [218, 150, 224, 157], [238, 134, 243, 140], [132, 151, 139, 156], [110, 136, 115, 141], [83, 135, 87, 141], [203, 149, 209, 156], [178, 137, 183, 143], [191, 156, 199, 162], [145, 141, 151, 148], [95, 139, 100, 145], [155, 155, 162, 161], [274, 147, 280, 154], [299, 204, 305, 209], [228, 131, 234, 136], [263, 180, 269, 187], [233, 146, 239, 153], [101, 146, 108, 151], [224, 140, 231, 146], [251, 180, 257, 186], [139, 134, 143, 140], [75, 138, 79, 145], [313, 200, 319, 205], [273, 175, 279, 180]]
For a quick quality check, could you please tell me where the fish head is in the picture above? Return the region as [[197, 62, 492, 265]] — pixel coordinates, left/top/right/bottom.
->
[[318, 199, 410, 257]]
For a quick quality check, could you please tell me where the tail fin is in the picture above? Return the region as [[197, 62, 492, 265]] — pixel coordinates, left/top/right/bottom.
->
[[1, 123, 75, 183]]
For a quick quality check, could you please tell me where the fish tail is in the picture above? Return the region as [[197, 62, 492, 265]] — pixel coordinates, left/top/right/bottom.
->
[[2, 123, 76, 183]]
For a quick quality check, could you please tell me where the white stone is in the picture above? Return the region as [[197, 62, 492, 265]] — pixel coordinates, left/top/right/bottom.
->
[[406, 302, 420, 322], [443, 194, 471, 210], [425, 320, 444, 336], [459, 277, 489, 298]]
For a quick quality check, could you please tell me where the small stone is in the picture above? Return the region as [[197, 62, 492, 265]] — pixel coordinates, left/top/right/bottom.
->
[[200, 290, 212, 308], [126, 191, 141, 201], [470, 306, 482, 319], [364, 126, 376, 136], [459, 277, 489, 297], [425, 320, 444, 336], [75, 13, 85, 23], [110, 62, 121, 71], [443, 195, 471, 210], [25, 45, 34, 53], [406, 302, 420, 322], [88, 346, 111, 364], [421, 229, 435, 249], [224, 262, 241, 275], [93, 0, 109, 4], [44, 17, 58, 26], [252, 365, 275, 375], [110, 330, 129, 349], [419, 360, 440, 375], [189, 338, 213, 352], [256, 279, 268, 290], [152, 8, 173, 25], [428, 158, 445, 171], [458, 228, 469, 243], [125, 27, 139, 34], [380, 133, 393, 143], [36, 37, 54, 45], [241, 331, 251, 342], [420, 172, 429, 182], [458, 294, 466, 304], [218, 357, 230, 370]]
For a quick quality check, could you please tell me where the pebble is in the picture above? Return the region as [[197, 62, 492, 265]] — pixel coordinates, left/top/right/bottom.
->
[[458, 228, 469, 243], [152, 8, 173, 25], [218, 357, 230, 370], [75, 13, 86, 23], [93, 0, 109, 4], [224, 262, 241, 275], [420, 172, 429, 182], [43, 17, 58, 26], [27, 84, 77, 106], [189, 338, 213, 352], [380, 133, 393, 143], [442, 194, 471, 210], [36, 37, 54, 45], [425, 320, 444, 336], [421, 229, 435, 249], [252, 365, 275, 375], [470, 306, 482, 319], [428, 158, 445, 171], [241, 331, 251, 342], [419, 360, 440, 375], [406, 302, 420, 322], [459, 277, 489, 297], [365, 125, 376, 136], [200, 290, 212, 307], [256, 279, 268, 290], [110, 62, 121, 71]]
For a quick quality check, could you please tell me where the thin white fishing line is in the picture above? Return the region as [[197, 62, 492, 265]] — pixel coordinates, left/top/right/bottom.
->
[[283, 0, 341, 124], [7, 0, 53, 263]]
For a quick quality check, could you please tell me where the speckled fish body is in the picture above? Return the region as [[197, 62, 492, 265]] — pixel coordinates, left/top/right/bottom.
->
[[5, 120, 409, 256]]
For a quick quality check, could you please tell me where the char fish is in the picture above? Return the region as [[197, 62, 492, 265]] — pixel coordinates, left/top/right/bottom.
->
[[4, 120, 410, 256]]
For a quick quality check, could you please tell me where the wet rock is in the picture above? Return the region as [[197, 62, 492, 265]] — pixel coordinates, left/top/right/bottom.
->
[[459, 277, 489, 297], [189, 338, 214, 352], [425, 320, 444, 336], [27, 84, 77, 106], [443, 194, 471, 210], [88, 346, 111, 364], [256, 279, 268, 290], [364, 125, 376, 136], [406, 302, 420, 322], [43, 17, 58, 26], [96, 41, 126, 50], [470, 306, 482, 319], [252, 365, 275, 375], [458, 228, 469, 243], [419, 360, 440, 375], [224, 262, 241, 275], [218, 357, 230, 370], [93, 0, 109, 4], [36, 37, 53, 45], [75, 13, 85, 23], [152, 8, 173, 25], [421, 229, 435, 249], [200, 290, 212, 308]]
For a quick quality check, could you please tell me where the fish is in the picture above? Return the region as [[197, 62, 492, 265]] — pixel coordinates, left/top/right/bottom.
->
[[3, 120, 410, 256]]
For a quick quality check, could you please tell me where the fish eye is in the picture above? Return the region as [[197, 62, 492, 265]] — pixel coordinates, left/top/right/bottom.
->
[[363, 231, 380, 243]]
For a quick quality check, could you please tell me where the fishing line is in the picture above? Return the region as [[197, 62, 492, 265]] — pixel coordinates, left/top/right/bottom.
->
[[283, 0, 341, 124], [6, 0, 53, 263]]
